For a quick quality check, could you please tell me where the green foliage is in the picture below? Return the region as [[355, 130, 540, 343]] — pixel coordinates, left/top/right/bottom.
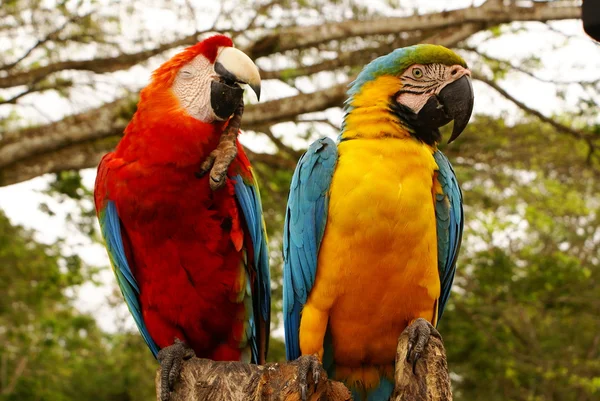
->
[[0, 210, 156, 401], [438, 116, 600, 400], [43, 171, 98, 239], [5, 114, 599, 399]]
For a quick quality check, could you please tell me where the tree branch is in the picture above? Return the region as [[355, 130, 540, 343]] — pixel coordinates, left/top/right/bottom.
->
[[0, 11, 94, 72], [0, 33, 208, 89], [461, 45, 598, 86], [0, 78, 73, 105], [472, 72, 593, 142], [0, 137, 120, 186], [0, 1, 579, 89], [259, 33, 425, 81], [0, 1, 583, 186], [245, 0, 580, 59], [155, 321, 451, 401], [0, 19, 481, 180], [245, 149, 298, 171], [232, 0, 278, 40], [252, 125, 302, 159], [0, 94, 137, 168]]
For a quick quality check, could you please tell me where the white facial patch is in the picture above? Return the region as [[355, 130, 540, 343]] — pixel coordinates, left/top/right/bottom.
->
[[171, 54, 218, 122], [396, 91, 431, 113], [396, 64, 470, 113]]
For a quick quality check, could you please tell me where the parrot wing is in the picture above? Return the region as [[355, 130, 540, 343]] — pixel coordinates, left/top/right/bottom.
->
[[95, 157, 160, 358], [433, 150, 464, 323], [232, 172, 271, 364], [282, 137, 338, 360]]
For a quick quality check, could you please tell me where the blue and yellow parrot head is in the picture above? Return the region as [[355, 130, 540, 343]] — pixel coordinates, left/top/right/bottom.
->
[[345, 44, 474, 145]]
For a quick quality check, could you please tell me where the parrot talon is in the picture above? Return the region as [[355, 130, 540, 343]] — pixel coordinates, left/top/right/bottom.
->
[[406, 342, 413, 362], [405, 318, 441, 375], [157, 338, 195, 401], [412, 352, 421, 374], [196, 155, 216, 178], [197, 101, 244, 191], [296, 354, 324, 401]]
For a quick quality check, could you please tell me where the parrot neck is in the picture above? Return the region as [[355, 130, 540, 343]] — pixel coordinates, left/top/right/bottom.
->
[[116, 94, 226, 166], [341, 105, 411, 141], [341, 76, 413, 141]]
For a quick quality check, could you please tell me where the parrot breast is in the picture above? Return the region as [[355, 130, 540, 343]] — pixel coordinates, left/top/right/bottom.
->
[[99, 105, 256, 361], [300, 138, 441, 388]]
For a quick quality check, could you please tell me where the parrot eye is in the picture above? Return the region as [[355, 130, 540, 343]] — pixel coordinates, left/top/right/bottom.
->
[[412, 68, 423, 79], [179, 69, 194, 79]]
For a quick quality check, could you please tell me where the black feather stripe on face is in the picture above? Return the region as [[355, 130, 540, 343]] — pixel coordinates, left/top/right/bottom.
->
[[389, 96, 442, 146]]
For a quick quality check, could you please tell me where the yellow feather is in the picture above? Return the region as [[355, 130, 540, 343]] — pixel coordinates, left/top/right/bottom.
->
[[344, 76, 410, 140], [299, 135, 441, 374]]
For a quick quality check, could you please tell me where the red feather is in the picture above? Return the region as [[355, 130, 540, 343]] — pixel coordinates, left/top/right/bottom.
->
[[94, 35, 261, 362]]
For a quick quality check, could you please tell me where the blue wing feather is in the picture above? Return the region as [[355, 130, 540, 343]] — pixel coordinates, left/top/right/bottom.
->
[[100, 201, 160, 357], [283, 137, 338, 361], [433, 151, 464, 323], [232, 174, 271, 364]]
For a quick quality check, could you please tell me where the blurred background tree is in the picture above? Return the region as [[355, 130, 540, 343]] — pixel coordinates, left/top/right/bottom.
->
[[1, 0, 599, 400]]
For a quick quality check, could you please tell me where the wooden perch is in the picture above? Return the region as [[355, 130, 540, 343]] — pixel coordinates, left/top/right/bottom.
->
[[392, 333, 451, 401], [155, 323, 452, 401]]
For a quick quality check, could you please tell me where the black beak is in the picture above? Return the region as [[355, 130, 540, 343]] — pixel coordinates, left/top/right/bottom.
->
[[211, 62, 245, 120], [210, 80, 244, 120], [439, 75, 474, 143], [210, 50, 262, 121]]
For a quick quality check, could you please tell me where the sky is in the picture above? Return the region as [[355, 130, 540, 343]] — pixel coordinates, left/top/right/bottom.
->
[[0, 0, 598, 333]]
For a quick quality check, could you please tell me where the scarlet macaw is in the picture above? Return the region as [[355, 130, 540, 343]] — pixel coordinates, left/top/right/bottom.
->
[[283, 45, 473, 401], [94, 35, 270, 401]]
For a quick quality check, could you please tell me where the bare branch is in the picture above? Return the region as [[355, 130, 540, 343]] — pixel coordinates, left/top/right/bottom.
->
[[0, 32, 209, 89], [260, 33, 424, 81], [254, 125, 302, 159], [473, 72, 593, 142], [232, 0, 278, 40], [156, 322, 451, 401], [0, 0, 584, 186], [296, 118, 340, 132], [1, 357, 28, 396], [245, 148, 298, 171], [461, 46, 598, 86], [0, 79, 73, 105], [0, 89, 37, 105], [0, 11, 93, 72], [245, 1, 581, 59], [0, 1, 579, 89], [545, 21, 595, 42], [260, 23, 486, 82], [0, 137, 119, 186]]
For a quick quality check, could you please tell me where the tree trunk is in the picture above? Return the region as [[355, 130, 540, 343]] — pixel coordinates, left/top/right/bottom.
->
[[156, 324, 452, 401]]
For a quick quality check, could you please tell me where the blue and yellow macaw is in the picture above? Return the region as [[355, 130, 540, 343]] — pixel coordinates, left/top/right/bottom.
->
[[283, 45, 473, 401]]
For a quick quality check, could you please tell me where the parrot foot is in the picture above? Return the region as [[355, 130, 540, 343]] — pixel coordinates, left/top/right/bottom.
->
[[157, 338, 195, 401], [405, 318, 441, 375], [196, 101, 244, 191], [296, 354, 323, 401]]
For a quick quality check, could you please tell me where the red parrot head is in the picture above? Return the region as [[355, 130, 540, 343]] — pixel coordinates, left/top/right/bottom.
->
[[141, 34, 261, 123]]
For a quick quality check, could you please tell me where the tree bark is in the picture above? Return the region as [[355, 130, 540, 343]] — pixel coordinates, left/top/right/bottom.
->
[[0, 20, 478, 186], [155, 325, 452, 401], [246, 0, 580, 58], [0, 0, 582, 187], [392, 334, 451, 401]]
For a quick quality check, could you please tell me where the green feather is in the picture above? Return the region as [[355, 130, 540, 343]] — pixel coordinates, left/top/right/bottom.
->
[[347, 44, 467, 98]]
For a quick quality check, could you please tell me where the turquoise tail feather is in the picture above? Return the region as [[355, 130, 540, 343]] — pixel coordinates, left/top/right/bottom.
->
[[323, 329, 394, 401], [349, 377, 394, 401]]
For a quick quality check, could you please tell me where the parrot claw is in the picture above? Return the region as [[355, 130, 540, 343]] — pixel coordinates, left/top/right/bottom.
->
[[196, 101, 244, 191], [405, 318, 441, 375], [157, 338, 195, 401], [296, 354, 323, 401]]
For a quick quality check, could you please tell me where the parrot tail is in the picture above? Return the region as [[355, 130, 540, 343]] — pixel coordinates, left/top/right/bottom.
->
[[349, 377, 394, 401]]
